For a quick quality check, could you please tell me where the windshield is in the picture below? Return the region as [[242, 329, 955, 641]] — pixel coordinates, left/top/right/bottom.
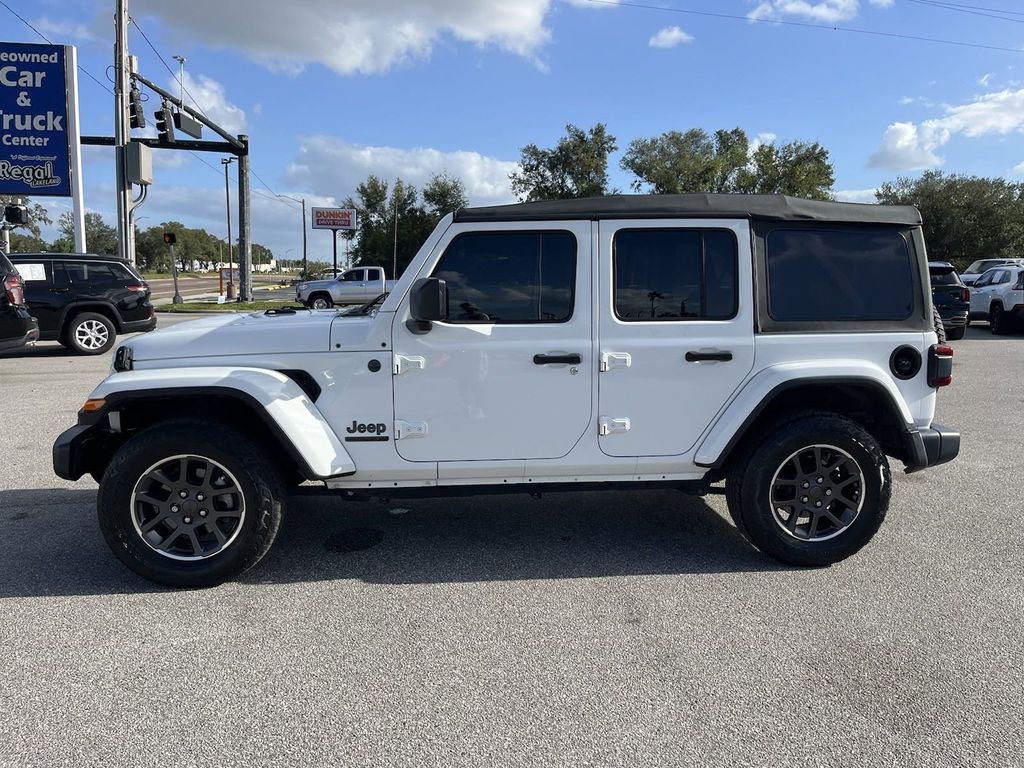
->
[[965, 259, 1005, 274], [929, 268, 960, 286]]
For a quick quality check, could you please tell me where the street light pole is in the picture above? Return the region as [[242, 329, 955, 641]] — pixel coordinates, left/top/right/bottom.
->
[[222, 157, 235, 300], [277, 194, 307, 277]]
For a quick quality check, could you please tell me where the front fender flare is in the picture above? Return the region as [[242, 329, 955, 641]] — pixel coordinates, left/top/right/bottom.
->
[[90, 366, 355, 478], [694, 362, 914, 469]]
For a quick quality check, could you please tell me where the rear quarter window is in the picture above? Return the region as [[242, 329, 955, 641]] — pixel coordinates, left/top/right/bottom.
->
[[766, 228, 915, 322]]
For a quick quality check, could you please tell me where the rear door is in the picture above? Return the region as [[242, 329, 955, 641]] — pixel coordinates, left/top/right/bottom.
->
[[14, 258, 62, 334], [596, 219, 755, 457]]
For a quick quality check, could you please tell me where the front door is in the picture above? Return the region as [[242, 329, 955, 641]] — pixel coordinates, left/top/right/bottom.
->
[[392, 222, 592, 462], [597, 220, 755, 457]]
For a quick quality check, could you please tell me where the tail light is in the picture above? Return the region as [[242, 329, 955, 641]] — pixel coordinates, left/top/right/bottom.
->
[[3, 274, 24, 305], [962, 287, 970, 301], [125, 282, 148, 294], [927, 343, 954, 388]]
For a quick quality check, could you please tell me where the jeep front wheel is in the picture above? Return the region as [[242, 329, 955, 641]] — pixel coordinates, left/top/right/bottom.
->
[[97, 420, 285, 587], [726, 413, 891, 567]]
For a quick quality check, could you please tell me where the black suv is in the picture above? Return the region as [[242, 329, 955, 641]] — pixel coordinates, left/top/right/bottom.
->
[[0, 251, 39, 352], [9, 253, 156, 355], [928, 261, 970, 341]]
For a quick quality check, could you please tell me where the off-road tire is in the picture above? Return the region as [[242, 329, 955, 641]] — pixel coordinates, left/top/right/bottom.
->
[[308, 292, 333, 309], [931, 305, 946, 342], [725, 412, 891, 567], [63, 312, 117, 355], [97, 419, 285, 588]]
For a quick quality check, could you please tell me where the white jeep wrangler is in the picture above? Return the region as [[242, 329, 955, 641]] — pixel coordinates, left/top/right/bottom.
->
[[54, 194, 960, 587]]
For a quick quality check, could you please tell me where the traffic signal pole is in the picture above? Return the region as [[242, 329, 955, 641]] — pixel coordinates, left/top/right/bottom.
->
[[113, 0, 135, 263]]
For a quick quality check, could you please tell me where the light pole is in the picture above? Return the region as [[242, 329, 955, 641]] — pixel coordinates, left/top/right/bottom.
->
[[172, 55, 186, 107], [277, 194, 307, 277], [222, 157, 235, 299]]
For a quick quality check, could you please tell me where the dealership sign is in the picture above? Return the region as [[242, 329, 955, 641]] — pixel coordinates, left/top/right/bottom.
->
[[311, 207, 357, 230], [0, 42, 74, 197]]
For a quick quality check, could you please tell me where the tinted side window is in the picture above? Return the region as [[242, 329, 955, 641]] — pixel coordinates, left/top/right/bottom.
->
[[63, 261, 119, 286], [367, 268, 382, 281], [614, 229, 738, 321], [106, 263, 135, 282], [766, 229, 914, 322], [433, 231, 575, 323], [342, 270, 362, 281]]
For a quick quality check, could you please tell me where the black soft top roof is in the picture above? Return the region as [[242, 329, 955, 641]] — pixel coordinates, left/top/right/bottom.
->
[[455, 194, 922, 226]]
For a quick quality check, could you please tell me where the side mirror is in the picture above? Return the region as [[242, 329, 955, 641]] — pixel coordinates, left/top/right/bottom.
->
[[407, 277, 447, 333]]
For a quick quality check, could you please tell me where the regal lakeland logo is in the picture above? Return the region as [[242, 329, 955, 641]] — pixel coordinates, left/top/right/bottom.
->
[[0, 157, 60, 188]]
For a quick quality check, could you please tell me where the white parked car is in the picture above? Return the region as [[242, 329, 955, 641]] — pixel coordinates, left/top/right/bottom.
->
[[53, 194, 960, 587], [968, 264, 1024, 334], [960, 258, 1023, 287]]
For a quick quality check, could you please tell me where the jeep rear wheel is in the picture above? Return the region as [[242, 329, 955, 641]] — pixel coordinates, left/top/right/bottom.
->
[[98, 420, 285, 587], [726, 413, 890, 567], [309, 292, 333, 309]]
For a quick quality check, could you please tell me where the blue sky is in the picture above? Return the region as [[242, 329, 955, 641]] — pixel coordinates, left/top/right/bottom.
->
[[8, 0, 1024, 261]]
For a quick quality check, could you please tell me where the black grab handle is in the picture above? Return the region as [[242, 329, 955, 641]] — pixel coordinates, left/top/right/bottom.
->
[[685, 351, 733, 362], [534, 353, 582, 365]]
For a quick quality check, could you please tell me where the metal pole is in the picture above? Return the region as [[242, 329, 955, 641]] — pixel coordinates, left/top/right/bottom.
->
[[222, 157, 234, 299], [173, 55, 185, 106], [392, 187, 398, 279], [301, 198, 307, 276], [237, 135, 252, 302], [113, 0, 134, 263], [65, 46, 87, 253], [332, 229, 338, 275], [1, 224, 9, 254], [170, 243, 182, 304]]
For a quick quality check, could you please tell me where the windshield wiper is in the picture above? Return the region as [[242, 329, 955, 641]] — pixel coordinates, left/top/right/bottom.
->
[[343, 292, 389, 316]]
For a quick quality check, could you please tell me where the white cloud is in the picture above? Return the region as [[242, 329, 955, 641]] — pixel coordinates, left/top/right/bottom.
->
[[648, 26, 694, 49], [32, 17, 96, 42], [834, 187, 878, 204], [869, 88, 1024, 170], [172, 73, 247, 135], [750, 132, 777, 154], [285, 136, 518, 206], [747, 0, 891, 23], [1012, 161, 1024, 175], [133, 0, 610, 75], [979, 73, 994, 87]]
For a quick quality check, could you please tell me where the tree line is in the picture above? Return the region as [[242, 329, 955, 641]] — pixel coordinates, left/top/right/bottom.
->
[[0, 199, 276, 274], [6, 124, 1023, 277]]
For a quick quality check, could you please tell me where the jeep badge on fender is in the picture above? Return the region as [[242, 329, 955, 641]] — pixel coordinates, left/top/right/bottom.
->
[[52, 194, 960, 588]]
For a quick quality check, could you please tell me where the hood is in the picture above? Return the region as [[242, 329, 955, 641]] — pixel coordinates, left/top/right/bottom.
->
[[127, 310, 338, 362]]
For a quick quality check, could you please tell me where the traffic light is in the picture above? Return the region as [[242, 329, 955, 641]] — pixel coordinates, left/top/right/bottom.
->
[[128, 86, 146, 129], [154, 100, 175, 144], [163, 232, 176, 245]]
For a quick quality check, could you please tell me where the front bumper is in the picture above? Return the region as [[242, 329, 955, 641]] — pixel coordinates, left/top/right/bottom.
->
[[903, 423, 961, 474], [53, 423, 97, 481]]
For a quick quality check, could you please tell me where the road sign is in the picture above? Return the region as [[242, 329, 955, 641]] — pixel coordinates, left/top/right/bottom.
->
[[311, 207, 357, 230], [0, 42, 76, 197]]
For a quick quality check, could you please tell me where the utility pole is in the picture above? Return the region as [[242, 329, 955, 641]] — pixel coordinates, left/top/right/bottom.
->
[[237, 135, 252, 302], [222, 157, 235, 299], [392, 188, 398, 279], [113, 0, 136, 263], [277, 194, 307, 277]]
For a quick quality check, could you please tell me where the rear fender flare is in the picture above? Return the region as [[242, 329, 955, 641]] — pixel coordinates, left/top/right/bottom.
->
[[694, 363, 914, 469]]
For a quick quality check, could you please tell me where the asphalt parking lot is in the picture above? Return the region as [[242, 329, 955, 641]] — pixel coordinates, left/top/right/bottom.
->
[[0, 317, 1021, 767]]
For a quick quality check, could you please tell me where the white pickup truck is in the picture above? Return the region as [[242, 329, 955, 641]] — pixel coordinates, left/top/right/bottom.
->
[[295, 266, 394, 308]]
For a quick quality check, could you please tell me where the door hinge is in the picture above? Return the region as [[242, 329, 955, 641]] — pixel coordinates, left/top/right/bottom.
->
[[393, 354, 426, 376], [600, 352, 631, 372], [395, 419, 429, 440], [599, 416, 631, 436]]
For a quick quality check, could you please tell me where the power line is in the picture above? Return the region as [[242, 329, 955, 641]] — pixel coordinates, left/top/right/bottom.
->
[[128, 15, 209, 117], [907, 0, 1024, 24], [0, 0, 113, 93], [907, 0, 1024, 17], [580, 0, 1024, 55]]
